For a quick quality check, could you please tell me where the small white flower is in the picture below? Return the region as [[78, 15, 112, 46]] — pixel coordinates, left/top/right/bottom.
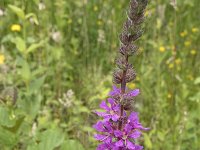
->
[[39, 3, 46, 10], [59, 89, 74, 108], [0, 9, 5, 16], [29, 17, 34, 24], [107, 20, 112, 25], [184, 111, 187, 115], [67, 89, 74, 98], [30, 122, 37, 136], [51, 31, 62, 43], [97, 29, 105, 43]]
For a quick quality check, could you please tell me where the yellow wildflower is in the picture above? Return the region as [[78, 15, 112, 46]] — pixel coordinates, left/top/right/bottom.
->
[[175, 58, 181, 65], [144, 10, 149, 17], [93, 6, 98, 11], [190, 49, 197, 55], [136, 76, 140, 81], [138, 47, 144, 53], [11, 24, 21, 32], [168, 63, 174, 69], [117, 4, 122, 9], [111, 44, 117, 49], [171, 45, 175, 50], [128, 83, 136, 89], [192, 27, 199, 33], [167, 93, 172, 99], [165, 60, 170, 65], [140, 47, 144, 51], [0, 54, 5, 64], [184, 41, 191, 47], [169, 21, 173, 27], [159, 46, 166, 52], [187, 75, 194, 81], [67, 19, 72, 24], [177, 67, 181, 71], [97, 20, 103, 26], [180, 30, 187, 37]]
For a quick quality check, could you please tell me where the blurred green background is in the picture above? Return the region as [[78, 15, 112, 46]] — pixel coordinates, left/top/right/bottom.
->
[[0, 0, 199, 149]]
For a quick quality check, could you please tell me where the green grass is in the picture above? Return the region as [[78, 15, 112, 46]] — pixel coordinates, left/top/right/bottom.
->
[[0, 0, 199, 149]]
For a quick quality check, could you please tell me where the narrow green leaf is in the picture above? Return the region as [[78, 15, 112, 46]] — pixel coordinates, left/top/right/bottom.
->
[[20, 59, 31, 82], [12, 37, 26, 53], [60, 140, 85, 150], [8, 5, 25, 19], [26, 40, 45, 54], [143, 133, 152, 149]]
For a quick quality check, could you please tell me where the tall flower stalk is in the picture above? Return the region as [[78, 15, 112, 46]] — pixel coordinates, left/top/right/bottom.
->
[[94, 0, 148, 150]]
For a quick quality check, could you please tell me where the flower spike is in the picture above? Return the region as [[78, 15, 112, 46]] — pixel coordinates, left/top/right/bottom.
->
[[94, 0, 149, 149]]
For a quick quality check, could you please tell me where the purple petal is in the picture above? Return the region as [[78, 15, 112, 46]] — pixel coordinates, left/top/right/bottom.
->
[[124, 124, 133, 133], [93, 121, 104, 132], [97, 143, 107, 150], [126, 140, 136, 149], [112, 146, 120, 150], [107, 98, 115, 106], [109, 85, 121, 96], [129, 130, 142, 139], [135, 123, 150, 131], [97, 143, 113, 150], [115, 139, 124, 147], [134, 145, 144, 150], [112, 105, 120, 112], [128, 112, 150, 130], [93, 120, 113, 132], [95, 111, 108, 117], [104, 136, 112, 143], [100, 101, 110, 111], [97, 142, 116, 150], [128, 112, 139, 123], [103, 121, 113, 132], [114, 130, 123, 138], [103, 117, 111, 122], [112, 114, 120, 122], [128, 89, 140, 97], [94, 134, 108, 141]]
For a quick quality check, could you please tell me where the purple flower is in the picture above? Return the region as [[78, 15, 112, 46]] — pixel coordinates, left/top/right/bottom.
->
[[109, 85, 121, 97], [94, 0, 149, 149], [127, 112, 150, 131], [97, 142, 115, 150], [94, 94, 149, 150], [113, 123, 143, 150], [93, 113, 148, 150], [109, 85, 140, 99], [93, 121, 114, 144], [95, 98, 121, 121], [125, 89, 140, 97], [93, 121, 113, 133]]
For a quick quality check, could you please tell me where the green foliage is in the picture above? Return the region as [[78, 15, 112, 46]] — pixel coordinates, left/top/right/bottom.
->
[[60, 140, 85, 150], [0, 0, 200, 149], [8, 5, 25, 20]]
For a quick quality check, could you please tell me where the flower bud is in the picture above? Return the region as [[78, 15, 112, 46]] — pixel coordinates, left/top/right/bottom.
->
[[113, 69, 123, 84], [125, 68, 136, 83]]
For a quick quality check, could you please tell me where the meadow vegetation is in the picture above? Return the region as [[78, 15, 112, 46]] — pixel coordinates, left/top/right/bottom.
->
[[0, 0, 199, 149]]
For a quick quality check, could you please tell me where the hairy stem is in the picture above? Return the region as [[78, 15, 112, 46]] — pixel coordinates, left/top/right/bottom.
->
[[118, 55, 128, 130]]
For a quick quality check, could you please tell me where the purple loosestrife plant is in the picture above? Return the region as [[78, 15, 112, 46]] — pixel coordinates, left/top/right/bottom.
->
[[93, 0, 149, 150]]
